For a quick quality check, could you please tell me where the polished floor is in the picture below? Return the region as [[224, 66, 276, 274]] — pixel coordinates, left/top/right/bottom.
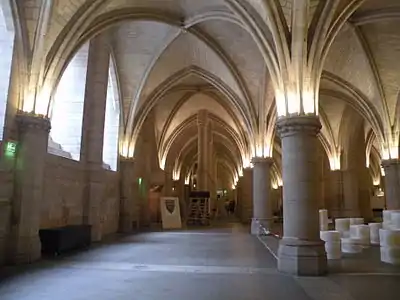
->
[[0, 221, 399, 300]]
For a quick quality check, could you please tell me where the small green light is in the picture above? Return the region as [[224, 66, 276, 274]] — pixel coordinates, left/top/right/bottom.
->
[[138, 177, 142, 185], [5, 141, 17, 157]]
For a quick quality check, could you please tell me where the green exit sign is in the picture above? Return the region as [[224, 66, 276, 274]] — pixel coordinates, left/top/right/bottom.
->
[[5, 141, 17, 157]]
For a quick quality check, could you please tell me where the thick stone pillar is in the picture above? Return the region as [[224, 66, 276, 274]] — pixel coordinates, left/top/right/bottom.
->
[[183, 184, 190, 220], [240, 168, 253, 223], [119, 158, 135, 233], [251, 157, 273, 234], [382, 159, 400, 209], [277, 116, 327, 276], [327, 170, 344, 218], [81, 34, 110, 242], [10, 113, 50, 263], [197, 110, 208, 191]]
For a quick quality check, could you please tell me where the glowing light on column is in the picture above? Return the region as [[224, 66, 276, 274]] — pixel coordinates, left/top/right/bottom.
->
[[302, 90, 315, 115], [287, 91, 300, 115], [36, 86, 51, 116], [120, 140, 134, 158], [381, 166, 385, 177], [373, 177, 380, 186], [272, 181, 279, 190], [159, 154, 166, 170], [243, 157, 251, 168], [275, 86, 317, 118], [22, 92, 35, 113], [184, 174, 190, 185], [329, 156, 341, 171], [276, 91, 286, 117], [172, 170, 180, 181], [238, 166, 243, 177]]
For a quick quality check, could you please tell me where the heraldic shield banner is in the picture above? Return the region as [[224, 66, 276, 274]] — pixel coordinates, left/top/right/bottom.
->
[[160, 197, 182, 229]]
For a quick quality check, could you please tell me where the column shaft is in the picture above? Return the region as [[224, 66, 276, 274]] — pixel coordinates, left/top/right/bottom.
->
[[277, 116, 327, 276], [251, 157, 273, 234], [240, 168, 253, 223], [119, 159, 135, 233], [11, 114, 50, 263], [81, 34, 110, 241], [197, 110, 208, 191], [382, 159, 400, 209]]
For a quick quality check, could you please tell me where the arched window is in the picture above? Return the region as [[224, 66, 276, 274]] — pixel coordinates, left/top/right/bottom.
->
[[102, 58, 120, 171], [0, 0, 15, 140], [48, 43, 89, 160]]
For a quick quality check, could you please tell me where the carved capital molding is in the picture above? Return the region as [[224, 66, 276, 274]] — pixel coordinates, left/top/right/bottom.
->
[[119, 157, 135, 163], [251, 157, 274, 166], [16, 112, 51, 133], [276, 116, 321, 138]]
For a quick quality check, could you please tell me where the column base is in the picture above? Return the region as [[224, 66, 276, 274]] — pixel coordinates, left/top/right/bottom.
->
[[277, 238, 327, 276], [11, 235, 41, 264]]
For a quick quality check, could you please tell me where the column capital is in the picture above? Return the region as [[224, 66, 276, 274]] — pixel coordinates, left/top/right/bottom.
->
[[120, 157, 135, 163], [382, 159, 400, 168], [16, 112, 51, 133], [276, 116, 321, 138], [251, 157, 274, 165]]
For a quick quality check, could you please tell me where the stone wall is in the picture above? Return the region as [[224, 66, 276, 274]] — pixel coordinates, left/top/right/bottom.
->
[[0, 169, 12, 266], [41, 154, 120, 236]]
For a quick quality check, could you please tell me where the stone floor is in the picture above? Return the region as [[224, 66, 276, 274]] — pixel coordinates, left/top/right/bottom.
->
[[0, 221, 399, 300]]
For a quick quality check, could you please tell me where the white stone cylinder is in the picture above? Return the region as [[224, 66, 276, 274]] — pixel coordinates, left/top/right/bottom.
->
[[325, 242, 341, 260], [320, 231, 341, 260], [369, 223, 382, 245], [383, 210, 392, 223], [390, 212, 400, 230], [320, 230, 341, 243], [319, 209, 328, 231], [380, 246, 400, 265], [379, 229, 400, 247], [349, 225, 370, 246], [335, 218, 350, 237], [350, 218, 364, 225], [341, 238, 363, 253]]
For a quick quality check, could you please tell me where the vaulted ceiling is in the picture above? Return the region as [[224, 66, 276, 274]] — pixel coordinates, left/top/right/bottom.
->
[[13, 0, 400, 183]]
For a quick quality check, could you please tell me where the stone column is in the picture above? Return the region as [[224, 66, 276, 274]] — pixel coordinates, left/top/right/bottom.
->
[[251, 157, 273, 234], [277, 116, 327, 276], [240, 168, 253, 223], [119, 158, 135, 233], [80, 34, 110, 242], [10, 113, 50, 263], [382, 159, 400, 209], [197, 110, 208, 191], [327, 170, 344, 218], [183, 184, 190, 220]]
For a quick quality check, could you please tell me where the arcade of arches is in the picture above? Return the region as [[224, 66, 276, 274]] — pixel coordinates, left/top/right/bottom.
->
[[0, 0, 399, 280]]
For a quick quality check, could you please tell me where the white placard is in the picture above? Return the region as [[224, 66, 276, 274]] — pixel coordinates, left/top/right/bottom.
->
[[160, 197, 182, 229]]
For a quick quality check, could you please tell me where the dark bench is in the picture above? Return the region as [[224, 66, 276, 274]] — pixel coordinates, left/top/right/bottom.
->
[[39, 225, 91, 256]]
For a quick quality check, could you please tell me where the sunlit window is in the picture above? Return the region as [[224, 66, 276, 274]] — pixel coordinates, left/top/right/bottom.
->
[[48, 43, 89, 160], [102, 58, 120, 171], [0, 1, 14, 140]]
